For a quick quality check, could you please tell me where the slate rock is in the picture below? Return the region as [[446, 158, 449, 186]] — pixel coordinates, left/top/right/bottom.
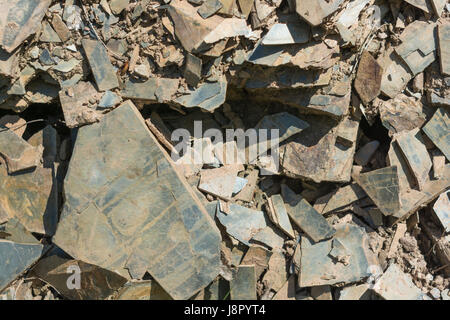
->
[[230, 266, 256, 300], [82, 39, 119, 91], [295, 0, 344, 26], [53, 101, 221, 300], [354, 51, 383, 105], [422, 107, 450, 160], [262, 22, 310, 45], [438, 23, 450, 76]]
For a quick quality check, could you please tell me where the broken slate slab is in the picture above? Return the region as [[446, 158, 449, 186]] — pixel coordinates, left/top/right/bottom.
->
[[82, 39, 119, 91], [197, 0, 223, 19], [121, 78, 180, 104], [230, 265, 257, 300], [115, 280, 172, 300], [40, 21, 61, 43], [184, 53, 202, 87], [354, 51, 383, 105], [296, 0, 344, 26], [395, 129, 432, 191], [268, 194, 295, 238], [0, 0, 52, 53], [379, 48, 413, 99], [433, 190, 449, 232], [0, 240, 45, 291], [175, 80, 227, 112], [281, 184, 336, 242], [438, 23, 450, 75], [422, 107, 450, 161], [314, 184, 367, 215], [198, 165, 243, 199], [357, 166, 400, 217], [59, 81, 102, 128], [373, 264, 426, 300], [216, 202, 267, 246], [299, 220, 379, 287], [53, 100, 221, 300], [354, 141, 380, 166], [0, 164, 58, 236], [262, 22, 310, 45], [0, 127, 41, 174], [30, 254, 127, 300]]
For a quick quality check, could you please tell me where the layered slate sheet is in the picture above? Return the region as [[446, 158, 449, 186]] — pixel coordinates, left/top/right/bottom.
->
[[53, 101, 221, 300]]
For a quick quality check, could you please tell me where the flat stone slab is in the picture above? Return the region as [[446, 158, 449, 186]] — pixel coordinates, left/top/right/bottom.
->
[[82, 39, 119, 91], [354, 51, 383, 105], [357, 166, 400, 217], [373, 264, 426, 300], [422, 107, 450, 161], [295, 0, 344, 26], [299, 220, 378, 287], [281, 184, 336, 242], [0, 0, 52, 53], [230, 265, 257, 300], [262, 22, 310, 45], [433, 190, 449, 232], [53, 100, 221, 300], [0, 240, 45, 291]]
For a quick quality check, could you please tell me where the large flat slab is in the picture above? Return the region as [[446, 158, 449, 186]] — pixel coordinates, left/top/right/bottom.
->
[[53, 100, 221, 300]]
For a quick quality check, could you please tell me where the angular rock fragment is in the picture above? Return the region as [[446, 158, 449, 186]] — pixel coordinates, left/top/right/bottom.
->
[[199, 165, 242, 199], [338, 284, 371, 300], [216, 203, 267, 245], [378, 94, 428, 136], [430, 0, 446, 16], [175, 80, 227, 112], [0, 0, 52, 53], [299, 219, 378, 287], [0, 240, 45, 291], [379, 48, 413, 98], [404, 0, 433, 14], [262, 22, 310, 45], [184, 53, 202, 87], [295, 0, 344, 26], [354, 51, 383, 105], [262, 250, 287, 292], [422, 107, 450, 161], [40, 21, 61, 43], [53, 101, 221, 300], [0, 164, 58, 236], [30, 255, 127, 300], [121, 78, 179, 104], [234, 169, 258, 202], [313, 184, 367, 215], [281, 185, 335, 242], [59, 82, 102, 128], [52, 14, 71, 42], [0, 115, 26, 137], [109, 0, 130, 15], [268, 194, 295, 238], [373, 264, 426, 300], [115, 281, 172, 300], [282, 116, 358, 183], [438, 24, 449, 75], [82, 39, 119, 91], [395, 129, 432, 191], [0, 127, 41, 174], [230, 265, 256, 300], [198, 0, 223, 19], [433, 191, 449, 232], [251, 225, 285, 250], [387, 138, 416, 196], [273, 275, 296, 300], [357, 166, 400, 217]]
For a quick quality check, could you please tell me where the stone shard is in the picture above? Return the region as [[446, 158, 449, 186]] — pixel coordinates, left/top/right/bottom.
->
[[52, 14, 71, 42], [216, 202, 267, 245], [82, 39, 119, 91], [0, 164, 58, 236], [395, 129, 432, 191], [115, 280, 172, 300], [354, 51, 383, 105], [262, 22, 310, 45], [281, 184, 336, 242], [373, 264, 426, 300], [198, 165, 242, 199], [0, 240, 44, 291], [121, 78, 180, 104], [295, 0, 344, 27], [354, 141, 380, 166], [437, 24, 449, 75], [268, 194, 295, 238], [59, 81, 103, 128], [387, 138, 416, 196], [281, 116, 358, 183], [30, 254, 127, 300], [379, 48, 413, 98], [230, 265, 257, 300], [422, 107, 450, 160], [299, 219, 379, 287], [198, 0, 223, 19], [0, 127, 41, 174], [314, 184, 367, 215], [175, 80, 227, 112], [109, 0, 130, 15], [53, 101, 221, 300], [273, 275, 296, 300], [0, 0, 52, 53], [378, 94, 428, 136], [404, 0, 433, 14], [184, 53, 202, 87], [357, 166, 400, 217], [40, 21, 61, 43], [433, 190, 449, 232], [338, 284, 371, 300]]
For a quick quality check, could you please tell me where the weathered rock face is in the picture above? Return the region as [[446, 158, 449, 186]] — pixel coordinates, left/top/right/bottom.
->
[[53, 100, 221, 300]]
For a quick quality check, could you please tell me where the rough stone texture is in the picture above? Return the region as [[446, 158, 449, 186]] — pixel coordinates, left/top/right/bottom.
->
[[422, 107, 450, 160], [354, 51, 383, 105], [230, 266, 257, 300], [53, 101, 221, 300]]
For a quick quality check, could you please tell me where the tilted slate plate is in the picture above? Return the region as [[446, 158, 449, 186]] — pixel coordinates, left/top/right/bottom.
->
[[53, 101, 221, 300]]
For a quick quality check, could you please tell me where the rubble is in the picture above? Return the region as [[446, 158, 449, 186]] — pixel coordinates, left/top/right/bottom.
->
[[0, 0, 448, 301]]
